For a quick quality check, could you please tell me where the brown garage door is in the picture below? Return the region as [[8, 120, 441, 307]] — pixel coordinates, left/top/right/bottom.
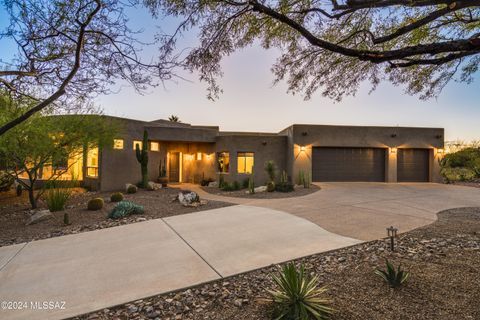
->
[[312, 147, 386, 182], [397, 149, 429, 182]]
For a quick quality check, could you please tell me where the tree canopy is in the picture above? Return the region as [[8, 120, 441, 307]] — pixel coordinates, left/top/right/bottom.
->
[[0, 0, 177, 135], [145, 0, 480, 101]]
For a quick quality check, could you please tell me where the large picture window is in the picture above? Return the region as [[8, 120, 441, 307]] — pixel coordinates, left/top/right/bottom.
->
[[217, 152, 230, 173], [237, 152, 254, 174]]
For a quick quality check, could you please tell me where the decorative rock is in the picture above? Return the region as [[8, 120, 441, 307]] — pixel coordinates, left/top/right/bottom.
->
[[177, 190, 200, 207], [254, 186, 268, 193], [125, 183, 138, 194], [147, 181, 162, 191], [26, 210, 53, 225], [207, 181, 218, 188]]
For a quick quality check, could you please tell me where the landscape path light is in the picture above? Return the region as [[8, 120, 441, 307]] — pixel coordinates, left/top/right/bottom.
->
[[387, 226, 398, 251]]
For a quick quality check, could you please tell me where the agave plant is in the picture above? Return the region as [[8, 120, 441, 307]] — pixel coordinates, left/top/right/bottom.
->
[[374, 259, 409, 288], [267, 262, 332, 320]]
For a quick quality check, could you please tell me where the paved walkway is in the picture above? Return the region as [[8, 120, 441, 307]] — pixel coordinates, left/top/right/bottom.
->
[[0, 205, 358, 320], [192, 182, 480, 240]]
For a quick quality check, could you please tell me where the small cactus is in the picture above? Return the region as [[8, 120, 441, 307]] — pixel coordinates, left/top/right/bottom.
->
[[248, 171, 255, 194], [126, 184, 138, 194], [110, 192, 124, 202], [136, 129, 149, 189], [63, 212, 70, 225], [87, 198, 104, 211]]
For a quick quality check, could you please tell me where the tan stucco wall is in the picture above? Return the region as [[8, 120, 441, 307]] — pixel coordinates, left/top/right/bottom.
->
[[215, 135, 287, 185]]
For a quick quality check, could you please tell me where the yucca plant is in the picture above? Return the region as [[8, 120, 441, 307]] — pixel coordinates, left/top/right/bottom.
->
[[267, 262, 332, 320], [374, 259, 409, 288], [45, 188, 71, 212]]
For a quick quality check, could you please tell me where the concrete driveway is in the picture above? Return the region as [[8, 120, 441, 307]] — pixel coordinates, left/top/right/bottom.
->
[[0, 205, 358, 320], [195, 183, 480, 240]]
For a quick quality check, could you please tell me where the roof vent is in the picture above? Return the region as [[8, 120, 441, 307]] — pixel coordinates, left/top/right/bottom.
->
[[436, 134, 443, 139], [391, 134, 397, 138], [301, 131, 308, 136]]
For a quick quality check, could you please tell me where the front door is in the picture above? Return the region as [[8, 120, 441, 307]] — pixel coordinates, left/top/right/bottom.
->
[[169, 152, 180, 182]]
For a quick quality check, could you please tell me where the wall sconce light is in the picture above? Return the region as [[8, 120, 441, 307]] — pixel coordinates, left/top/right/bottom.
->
[[390, 133, 397, 138], [301, 131, 308, 136], [436, 148, 445, 155], [300, 146, 306, 152], [390, 147, 397, 154], [436, 134, 443, 139], [262, 141, 267, 146], [196, 152, 202, 161], [206, 153, 212, 160]]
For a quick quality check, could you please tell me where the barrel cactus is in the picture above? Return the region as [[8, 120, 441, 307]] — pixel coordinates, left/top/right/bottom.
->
[[110, 192, 124, 202], [87, 198, 104, 211], [108, 201, 144, 219]]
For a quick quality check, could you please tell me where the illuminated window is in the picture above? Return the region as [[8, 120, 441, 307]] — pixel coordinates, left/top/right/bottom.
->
[[150, 142, 160, 151], [86, 147, 99, 178], [217, 152, 229, 173], [133, 140, 142, 150], [196, 152, 202, 160], [113, 139, 124, 149], [237, 152, 254, 174]]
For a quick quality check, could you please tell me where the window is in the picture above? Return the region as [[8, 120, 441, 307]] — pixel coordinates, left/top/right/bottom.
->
[[196, 152, 202, 161], [150, 142, 160, 151], [237, 152, 254, 174], [133, 140, 142, 150], [217, 152, 230, 173], [113, 139, 124, 149], [86, 147, 99, 178]]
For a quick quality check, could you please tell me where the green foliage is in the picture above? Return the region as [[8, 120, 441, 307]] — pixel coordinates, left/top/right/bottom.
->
[[264, 160, 276, 182], [45, 188, 71, 212], [0, 171, 14, 192], [168, 115, 180, 122], [127, 184, 138, 194], [267, 181, 276, 192], [276, 181, 294, 193], [16, 184, 22, 196], [108, 200, 144, 219], [87, 198, 104, 211], [135, 129, 149, 188], [110, 192, 124, 202], [248, 173, 255, 194], [441, 167, 476, 182], [280, 170, 288, 184], [303, 172, 311, 189], [374, 259, 409, 288], [0, 95, 117, 209], [242, 178, 250, 189], [298, 170, 305, 186], [218, 174, 225, 189], [440, 148, 480, 182], [221, 181, 241, 191], [267, 262, 332, 320]]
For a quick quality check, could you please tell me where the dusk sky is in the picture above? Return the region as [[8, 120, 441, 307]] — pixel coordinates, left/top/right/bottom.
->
[[2, 5, 480, 141]]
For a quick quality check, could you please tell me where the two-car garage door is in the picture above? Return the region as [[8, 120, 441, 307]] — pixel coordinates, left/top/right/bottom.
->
[[312, 147, 430, 182], [312, 147, 386, 182]]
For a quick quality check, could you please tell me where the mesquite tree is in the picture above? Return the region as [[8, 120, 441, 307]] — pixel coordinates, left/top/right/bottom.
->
[[145, 0, 480, 100], [0, 0, 177, 136], [135, 129, 149, 188]]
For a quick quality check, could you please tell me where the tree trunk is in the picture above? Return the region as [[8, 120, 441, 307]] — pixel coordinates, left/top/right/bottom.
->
[[28, 188, 37, 209]]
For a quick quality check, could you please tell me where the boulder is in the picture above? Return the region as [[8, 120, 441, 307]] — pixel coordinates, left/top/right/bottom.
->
[[207, 181, 218, 188], [254, 186, 268, 193], [26, 209, 53, 225], [147, 181, 162, 191], [178, 190, 200, 207]]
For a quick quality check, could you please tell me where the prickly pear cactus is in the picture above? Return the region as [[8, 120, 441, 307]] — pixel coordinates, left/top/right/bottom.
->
[[108, 201, 144, 219]]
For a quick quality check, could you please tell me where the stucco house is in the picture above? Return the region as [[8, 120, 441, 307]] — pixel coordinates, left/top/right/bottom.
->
[[52, 116, 445, 191]]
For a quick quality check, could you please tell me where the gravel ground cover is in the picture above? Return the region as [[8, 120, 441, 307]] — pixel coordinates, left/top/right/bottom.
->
[[201, 184, 320, 199], [73, 207, 480, 320], [0, 187, 233, 247]]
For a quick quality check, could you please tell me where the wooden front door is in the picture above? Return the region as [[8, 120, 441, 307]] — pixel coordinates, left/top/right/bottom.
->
[[169, 152, 180, 182]]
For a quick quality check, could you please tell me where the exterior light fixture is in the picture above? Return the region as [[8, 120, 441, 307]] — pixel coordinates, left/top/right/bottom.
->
[[206, 153, 212, 160], [386, 226, 398, 251], [300, 146, 306, 152], [196, 152, 202, 161], [390, 147, 397, 154], [436, 148, 445, 155], [301, 131, 308, 136], [390, 133, 397, 138]]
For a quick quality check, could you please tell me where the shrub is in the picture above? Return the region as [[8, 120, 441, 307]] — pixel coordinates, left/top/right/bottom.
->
[[0, 171, 14, 192], [267, 262, 332, 320], [45, 188, 71, 212], [276, 181, 294, 193], [218, 174, 225, 189], [264, 160, 276, 182], [63, 213, 70, 225], [126, 184, 138, 194], [222, 181, 240, 191], [109, 200, 144, 219], [16, 184, 23, 196], [248, 174, 255, 194], [374, 259, 409, 288], [280, 170, 288, 184], [441, 167, 476, 182], [267, 181, 275, 192], [110, 192, 124, 202], [87, 198, 104, 211], [242, 178, 250, 189], [233, 180, 240, 190]]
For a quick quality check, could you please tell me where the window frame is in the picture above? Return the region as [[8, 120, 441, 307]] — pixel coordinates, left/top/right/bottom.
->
[[150, 141, 160, 152], [216, 151, 230, 174], [237, 152, 254, 174], [113, 139, 124, 150], [86, 147, 99, 178]]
